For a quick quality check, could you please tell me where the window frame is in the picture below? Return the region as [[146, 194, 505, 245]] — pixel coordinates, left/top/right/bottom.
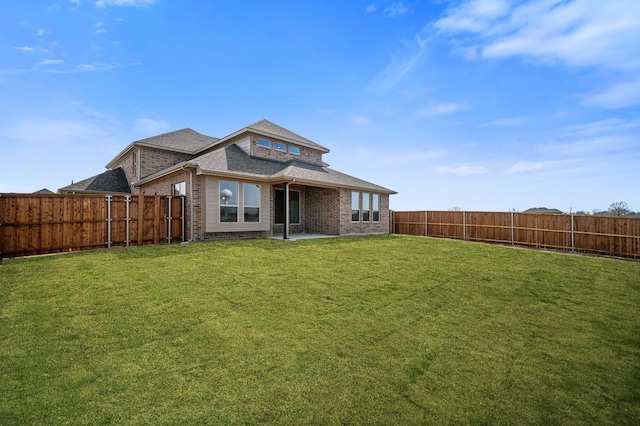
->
[[274, 142, 287, 152], [219, 180, 239, 223], [243, 183, 261, 223], [288, 146, 301, 155], [372, 194, 381, 222], [362, 193, 371, 222], [172, 181, 186, 196], [257, 138, 272, 149], [351, 191, 360, 222]]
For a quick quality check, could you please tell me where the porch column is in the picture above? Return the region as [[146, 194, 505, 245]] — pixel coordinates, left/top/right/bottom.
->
[[284, 182, 290, 239]]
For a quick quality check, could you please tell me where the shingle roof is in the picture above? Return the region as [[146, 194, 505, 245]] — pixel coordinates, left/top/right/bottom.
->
[[191, 144, 395, 193], [58, 167, 131, 194], [245, 119, 329, 153], [134, 128, 219, 154]]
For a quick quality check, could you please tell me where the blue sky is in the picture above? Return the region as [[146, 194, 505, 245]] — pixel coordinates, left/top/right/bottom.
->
[[1, 0, 639, 212]]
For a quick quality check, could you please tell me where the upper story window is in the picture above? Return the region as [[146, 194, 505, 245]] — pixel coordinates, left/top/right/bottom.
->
[[274, 142, 286, 152], [289, 146, 301, 155], [257, 138, 271, 148]]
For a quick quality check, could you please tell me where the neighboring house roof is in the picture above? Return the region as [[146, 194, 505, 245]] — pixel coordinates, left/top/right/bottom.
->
[[141, 144, 395, 194], [58, 167, 131, 194], [524, 207, 564, 214], [107, 128, 219, 169], [33, 188, 55, 194]]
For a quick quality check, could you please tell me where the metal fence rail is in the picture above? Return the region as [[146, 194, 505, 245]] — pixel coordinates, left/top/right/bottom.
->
[[392, 210, 640, 259], [0, 193, 184, 258]]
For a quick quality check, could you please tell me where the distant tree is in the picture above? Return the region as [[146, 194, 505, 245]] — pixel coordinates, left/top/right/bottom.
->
[[448, 206, 462, 211], [607, 201, 631, 216], [574, 210, 590, 215]]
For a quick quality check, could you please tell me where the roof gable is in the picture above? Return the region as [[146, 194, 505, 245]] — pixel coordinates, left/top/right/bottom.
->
[[134, 128, 219, 153], [246, 119, 329, 152]]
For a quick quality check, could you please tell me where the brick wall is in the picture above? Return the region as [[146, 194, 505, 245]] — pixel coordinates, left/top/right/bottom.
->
[[339, 189, 390, 235], [140, 147, 192, 180], [305, 187, 340, 235], [249, 134, 323, 165]]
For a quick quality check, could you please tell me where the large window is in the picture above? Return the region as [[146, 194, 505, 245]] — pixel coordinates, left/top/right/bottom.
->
[[219, 181, 239, 222], [352, 192, 381, 222], [362, 193, 371, 221], [220, 181, 261, 223], [372, 194, 380, 222], [243, 183, 260, 223], [275, 189, 300, 224], [352, 192, 360, 222]]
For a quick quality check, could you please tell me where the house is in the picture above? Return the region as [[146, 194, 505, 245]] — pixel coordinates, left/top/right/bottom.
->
[[59, 119, 396, 240]]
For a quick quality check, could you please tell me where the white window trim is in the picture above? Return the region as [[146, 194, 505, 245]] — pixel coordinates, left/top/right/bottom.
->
[[274, 142, 287, 152], [257, 138, 272, 148]]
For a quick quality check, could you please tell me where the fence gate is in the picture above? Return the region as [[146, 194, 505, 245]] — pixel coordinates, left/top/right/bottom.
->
[[0, 194, 185, 258]]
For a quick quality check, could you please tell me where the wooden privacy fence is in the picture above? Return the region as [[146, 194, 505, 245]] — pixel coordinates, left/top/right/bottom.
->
[[393, 210, 640, 259], [0, 194, 185, 258]]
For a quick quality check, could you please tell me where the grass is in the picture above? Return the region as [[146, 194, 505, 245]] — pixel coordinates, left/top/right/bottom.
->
[[1, 235, 639, 425]]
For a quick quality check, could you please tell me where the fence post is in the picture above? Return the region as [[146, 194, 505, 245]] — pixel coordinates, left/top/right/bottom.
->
[[571, 212, 575, 253], [463, 211, 466, 241], [106, 195, 112, 248], [511, 210, 515, 245], [181, 196, 185, 243], [125, 195, 130, 247], [166, 196, 172, 244], [424, 210, 428, 236]]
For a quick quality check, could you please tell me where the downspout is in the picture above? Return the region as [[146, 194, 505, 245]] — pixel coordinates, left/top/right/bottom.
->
[[190, 168, 194, 241], [283, 178, 296, 240], [284, 182, 290, 240]]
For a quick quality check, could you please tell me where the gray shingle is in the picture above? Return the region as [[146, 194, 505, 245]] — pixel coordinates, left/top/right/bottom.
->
[[134, 128, 219, 154], [246, 119, 329, 152], [58, 167, 130, 194], [191, 144, 395, 193]]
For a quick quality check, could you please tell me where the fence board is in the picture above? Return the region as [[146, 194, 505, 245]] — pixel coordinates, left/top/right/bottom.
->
[[393, 210, 640, 259], [0, 194, 184, 258]]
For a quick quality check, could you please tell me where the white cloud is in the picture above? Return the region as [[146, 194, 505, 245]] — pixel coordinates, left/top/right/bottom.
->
[[384, 2, 409, 18], [581, 79, 640, 109], [2, 117, 117, 148], [348, 115, 371, 126], [365, 4, 377, 13], [95, 0, 156, 7], [368, 35, 428, 93], [504, 161, 543, 174], [484, 116, 535, 127], [562, 118, 640, 137], [38, 59, 64, 66], [134, 118, 169, 135], [36, 29, 48, 36], [433, 0, 640, 71], [434, 0, 509, 33], [437, 165, 488, 176], [46, 62, 119, 74], [418, 102, 466, 117], [14, 46, 35, 52]]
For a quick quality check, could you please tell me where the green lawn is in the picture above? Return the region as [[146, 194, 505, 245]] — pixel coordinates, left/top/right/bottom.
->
[[1, 235, 639, 425]]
